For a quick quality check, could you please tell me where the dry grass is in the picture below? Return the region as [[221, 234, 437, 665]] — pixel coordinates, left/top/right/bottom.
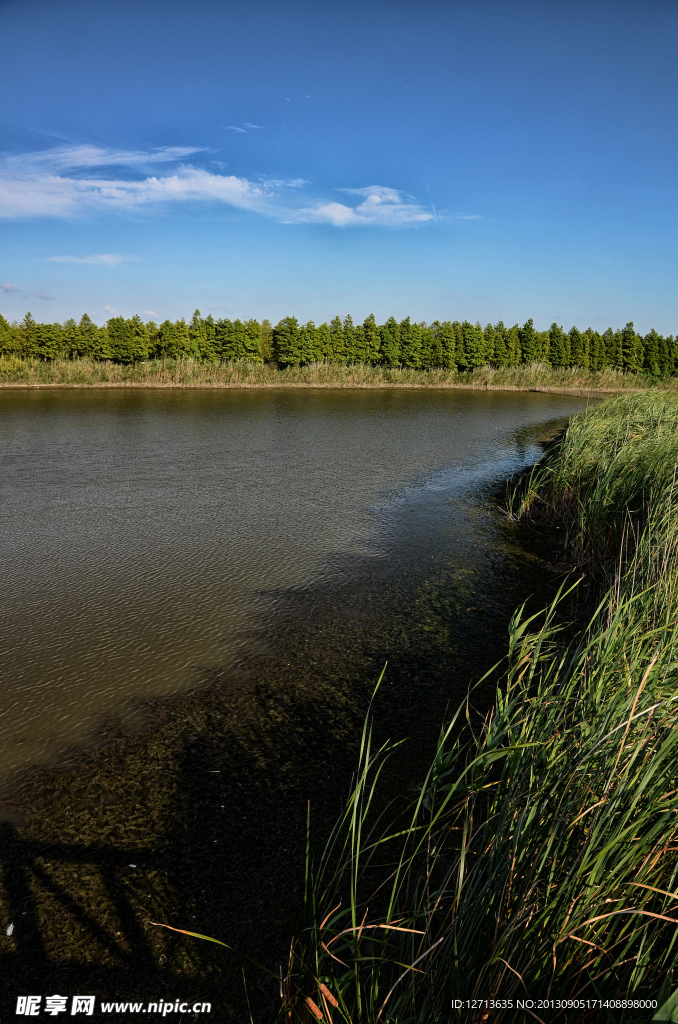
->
[[0, 356, 673, 392]]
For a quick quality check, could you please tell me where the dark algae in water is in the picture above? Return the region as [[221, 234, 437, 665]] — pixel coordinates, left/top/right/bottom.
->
[[0, 389, 589, 1021]]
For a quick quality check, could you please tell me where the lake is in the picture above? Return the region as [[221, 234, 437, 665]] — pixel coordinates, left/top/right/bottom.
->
[[0, 387, 590, 790]]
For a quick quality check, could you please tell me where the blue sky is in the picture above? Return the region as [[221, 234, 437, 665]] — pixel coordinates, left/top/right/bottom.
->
[[0, 0, 677, 331]]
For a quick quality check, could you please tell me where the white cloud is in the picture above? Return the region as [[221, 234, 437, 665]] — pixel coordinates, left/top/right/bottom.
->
[[0, 145, 436, 229], [103, 304, 116, 314], [289, 186, 434, 227], [0, 281, 17, 292], [48, 253, 139, 265], [226, 126, 247, 133], [36, 292, 54, 299], [4, 145, 203, 172], [144, 309, 159, 318], [244, 123, 263, 129]]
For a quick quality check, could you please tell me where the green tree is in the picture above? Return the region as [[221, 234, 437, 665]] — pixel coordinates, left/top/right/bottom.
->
[[492, 322, 509, 366], [243, 319, 263, 363], [329, 316, 346, 363], [621, 322, 642, 372], [399, 316, 422, 368], [259, 319, 273, 362], [437, 321, 456, 369], [157, 319, 191, 358], [519, 319, 537, 364], [78, 314, 109, 359], [342, 315, 357, 362], [587, 329, 604, 371], [549, 324, 569, 367], [569, 326, 589, 368], [299, 321, 318, 364], [362, 314, 381, 364], [642, 329, 661, 376], [36, 322, 65, 360], [316, 322, 332, 361], [273, 316, 301, 366], [419, 323, 435, 368], [458, 320, 483, 371], [482, 323, 496, 364], [0, 314, 12, 356], [380, 317, 400, 367], [505, 324, 521, 366]]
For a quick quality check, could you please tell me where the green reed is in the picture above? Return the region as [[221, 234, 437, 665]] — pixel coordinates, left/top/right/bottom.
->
[[283, 395, 678, 1023]]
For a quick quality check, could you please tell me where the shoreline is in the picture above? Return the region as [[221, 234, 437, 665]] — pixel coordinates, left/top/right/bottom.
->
[[0, 381, 627, 398]]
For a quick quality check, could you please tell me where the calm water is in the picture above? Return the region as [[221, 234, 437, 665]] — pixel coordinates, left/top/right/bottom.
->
[[0, 387, 590, 785]]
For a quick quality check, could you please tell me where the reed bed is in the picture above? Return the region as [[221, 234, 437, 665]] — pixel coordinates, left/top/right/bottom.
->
[[510, 391, 678, 565], [0, 355, 672, 392], [283, 394, 678, 1023]]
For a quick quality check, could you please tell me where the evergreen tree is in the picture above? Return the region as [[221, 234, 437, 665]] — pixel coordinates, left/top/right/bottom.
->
[[569, 327, 589, 368], [299, 321, 318, 364], [106, 317, 135, 362], [146, 321, 159, 358], [78, 313, 108, 359], [362, 314, 381, 364], [419, 323, 435, 368], [243, 319, 263, 363], [36, 322, 64, 360], [587, 330, 604, 371], [216, 319, 237, 360], [351, 323, 368, 363], [18, 312, 38, 357], [329, 316, 346, 363], [197, 314, 218, 360], [601, 328, 614, 368], [519, 319, 537, 364], [482, 323, 496, 364], [260, 319, 273, 362], [505, 324, 521, 366], [437, 321, 456, 369], [399, 316, 422, 368], [380, 317, 400, 366], [492, 322, 509, 366], [643, 329, 661, 375], [316, 322, 332, 361], [621, 322, 642, 372], [63, 318, 80, 359], [536, 330, 550, 363], [0, 313, 12, 356], [273, 316, 301, 366], [458, 320, 483, 371], [189, 310, 206, 358], [549, 324, 568, 367], [342, 315, 357, 362], [157, 319, 191, 358]]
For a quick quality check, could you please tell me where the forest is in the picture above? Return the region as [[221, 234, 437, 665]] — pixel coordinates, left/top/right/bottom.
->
[[1, 310, 677, 376]]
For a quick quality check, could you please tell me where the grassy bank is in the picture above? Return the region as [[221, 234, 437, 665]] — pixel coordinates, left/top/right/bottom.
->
[[286, 393, 678, 1022], [0, 355, 676, 392]]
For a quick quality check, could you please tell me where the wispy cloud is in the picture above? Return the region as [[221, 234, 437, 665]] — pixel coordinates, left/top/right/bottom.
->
[[36, 292, 54, 299], [0, 281, 17, 292], [4, 145, 203, 172], [244, 123, 263, 129], [288, 186, 434, 227], [226, 126, 247, 133], [0, 146, 437, 228], [103, 304, 116, 315], [48, 253, 139, 265], [144, 309, 159, 318]]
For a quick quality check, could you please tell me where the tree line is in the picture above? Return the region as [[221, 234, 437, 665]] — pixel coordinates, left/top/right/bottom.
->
[[1, 310, 676, 375]]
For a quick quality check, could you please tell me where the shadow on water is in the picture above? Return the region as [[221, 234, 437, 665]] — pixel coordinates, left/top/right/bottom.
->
[[0, 417, 575, 1022]]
